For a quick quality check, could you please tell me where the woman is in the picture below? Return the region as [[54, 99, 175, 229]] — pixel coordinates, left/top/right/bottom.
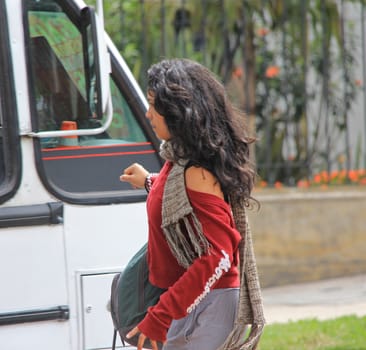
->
[[120, 58, 264, 350]]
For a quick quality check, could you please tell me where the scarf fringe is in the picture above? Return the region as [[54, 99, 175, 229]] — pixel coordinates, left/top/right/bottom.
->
[[184, 214, 211, 254], [163, 212, 211, 269], [163, 223, 194, 268]]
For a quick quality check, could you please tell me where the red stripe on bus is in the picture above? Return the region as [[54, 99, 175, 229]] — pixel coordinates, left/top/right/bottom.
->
[[42, 149, 156, 161], [41, 141, 153, 152]]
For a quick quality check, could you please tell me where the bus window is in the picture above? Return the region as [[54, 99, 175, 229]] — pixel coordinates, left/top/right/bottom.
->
[[77, 78, 147, 146], [24, 0, 161, 204]]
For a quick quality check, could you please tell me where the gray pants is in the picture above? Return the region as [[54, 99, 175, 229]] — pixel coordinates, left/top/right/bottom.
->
[[163, 288, 239, 350]]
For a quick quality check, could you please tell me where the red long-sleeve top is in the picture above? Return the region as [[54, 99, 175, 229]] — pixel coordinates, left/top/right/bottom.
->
[[137, 161, 241, 342]]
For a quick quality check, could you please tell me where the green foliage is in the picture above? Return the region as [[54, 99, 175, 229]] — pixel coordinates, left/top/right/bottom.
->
[[259, 316, 366, 350], [85, 0, 365, 185]]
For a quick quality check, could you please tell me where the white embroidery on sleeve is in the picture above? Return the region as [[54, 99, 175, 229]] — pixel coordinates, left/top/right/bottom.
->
[[186, 250, 231, 314]]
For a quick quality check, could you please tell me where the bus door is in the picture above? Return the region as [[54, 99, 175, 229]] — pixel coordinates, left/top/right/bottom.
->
[[1, 0, 162, 349]]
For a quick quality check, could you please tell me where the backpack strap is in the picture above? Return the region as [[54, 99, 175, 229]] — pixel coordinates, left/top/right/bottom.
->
[[112, 328, 125, 350]]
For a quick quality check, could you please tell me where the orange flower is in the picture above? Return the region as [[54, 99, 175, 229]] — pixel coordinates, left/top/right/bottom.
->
[[232, 66, 243, 78], [274, 181, 283, 188], [265, 65, 280, 78], [355, 79, 363, 87], [257, 28, 269, 37], [258, 180, 268, 188], [313, 174, 322, 184], [320, 170, 329, 182], [348, 170, 359, 182], [297, 180, 310, 188]]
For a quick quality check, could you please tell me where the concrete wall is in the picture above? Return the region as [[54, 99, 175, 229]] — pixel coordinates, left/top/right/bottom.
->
[[248, 186, 366, 288]]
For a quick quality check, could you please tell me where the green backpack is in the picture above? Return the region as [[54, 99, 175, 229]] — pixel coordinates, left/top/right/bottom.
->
[[110, 243, 166, 349]]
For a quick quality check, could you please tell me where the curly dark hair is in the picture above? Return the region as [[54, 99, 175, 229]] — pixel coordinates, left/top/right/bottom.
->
[[147, 58, 256, 202]]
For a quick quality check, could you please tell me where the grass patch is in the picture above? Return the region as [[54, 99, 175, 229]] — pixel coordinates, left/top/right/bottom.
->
[[258, 315, 366, 350]]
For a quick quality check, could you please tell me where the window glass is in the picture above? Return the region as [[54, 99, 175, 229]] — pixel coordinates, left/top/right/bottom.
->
[[28, 6, 89, 147], [79, 78, 147, 146], [110, 79, 146, 142]]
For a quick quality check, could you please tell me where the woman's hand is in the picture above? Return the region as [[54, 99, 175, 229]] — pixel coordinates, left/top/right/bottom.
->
[[120, 163, 149, 189], [127, 326, 159, 350]]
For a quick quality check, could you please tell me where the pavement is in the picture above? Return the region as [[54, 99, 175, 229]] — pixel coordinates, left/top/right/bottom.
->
[[262, 274, 366, 324]]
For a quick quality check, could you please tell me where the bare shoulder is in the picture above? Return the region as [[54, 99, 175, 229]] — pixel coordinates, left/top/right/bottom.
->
[[185, 166, 224, 200]]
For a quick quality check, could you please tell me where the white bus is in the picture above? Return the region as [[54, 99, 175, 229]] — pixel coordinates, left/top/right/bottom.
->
[[0, 0, 162, 349]]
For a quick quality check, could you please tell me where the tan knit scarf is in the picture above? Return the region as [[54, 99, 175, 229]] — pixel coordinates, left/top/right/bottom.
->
[[160, 142, 265, 350]]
